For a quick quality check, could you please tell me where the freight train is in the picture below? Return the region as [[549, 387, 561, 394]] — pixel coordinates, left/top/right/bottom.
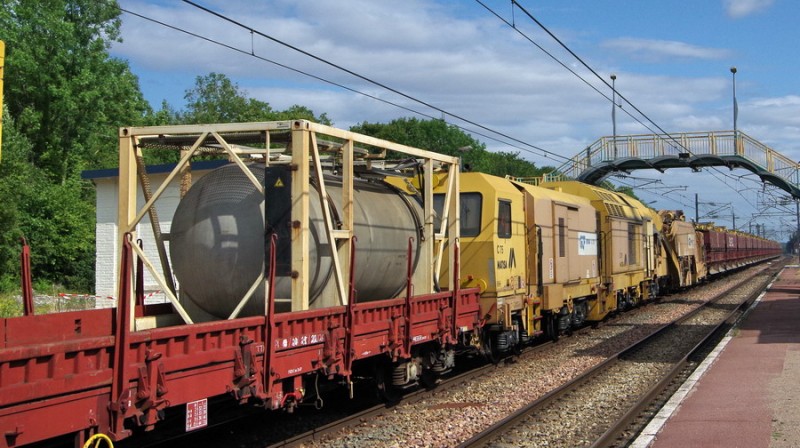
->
[[0, 121, 782, 447]]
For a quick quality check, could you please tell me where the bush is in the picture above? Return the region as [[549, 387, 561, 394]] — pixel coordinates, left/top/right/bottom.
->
[[0, 294, 22, 318]]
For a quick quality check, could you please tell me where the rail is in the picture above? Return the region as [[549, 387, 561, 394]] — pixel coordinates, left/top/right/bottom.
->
[[266, 339, 558, 448]]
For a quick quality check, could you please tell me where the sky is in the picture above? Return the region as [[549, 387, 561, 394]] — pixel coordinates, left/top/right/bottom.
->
[[112, 0, 800, 241]]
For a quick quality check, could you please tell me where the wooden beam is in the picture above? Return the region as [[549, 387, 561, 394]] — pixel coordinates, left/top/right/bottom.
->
[[290, 123, 310, 311], [309, 132, 347, 305]]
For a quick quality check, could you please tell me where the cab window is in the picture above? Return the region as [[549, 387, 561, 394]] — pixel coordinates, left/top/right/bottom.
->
[[433, 192, 482, 237], [628, 223, 639, 265], [498, 200, 511, 239]]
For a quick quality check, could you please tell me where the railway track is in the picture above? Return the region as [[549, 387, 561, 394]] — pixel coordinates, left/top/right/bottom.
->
[[122, 338, 552, 448], [268, 341, 560, 448], [460, 262, 784, 448]]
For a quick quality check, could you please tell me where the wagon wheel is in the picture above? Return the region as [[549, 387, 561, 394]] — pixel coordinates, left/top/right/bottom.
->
[[546, 313, 560, 342], [481, 329, 503, 364], [419, 367, 439, 390], [374, 359, 402, 404]]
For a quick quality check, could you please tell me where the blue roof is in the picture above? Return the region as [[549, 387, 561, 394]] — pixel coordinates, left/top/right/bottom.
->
[[82, 159, 229, 180]]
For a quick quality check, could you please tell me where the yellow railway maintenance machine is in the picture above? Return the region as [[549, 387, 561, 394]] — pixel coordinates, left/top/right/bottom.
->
[[510, 179, 602, 339], [437, 173, 602, 358], [450, 173, 530, 358], [540, 181, 666, 320], [660, 210, 706, 288]]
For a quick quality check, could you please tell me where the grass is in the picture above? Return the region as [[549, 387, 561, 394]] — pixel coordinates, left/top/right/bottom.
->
[[0, 293, 22, 318], [0, 288, 96, 318]]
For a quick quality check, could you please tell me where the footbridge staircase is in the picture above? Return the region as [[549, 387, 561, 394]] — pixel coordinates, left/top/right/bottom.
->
[[556, 130, 800, 198]]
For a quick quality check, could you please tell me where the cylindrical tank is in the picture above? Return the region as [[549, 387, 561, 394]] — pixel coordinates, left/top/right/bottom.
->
[[169, 164, 423, 319]]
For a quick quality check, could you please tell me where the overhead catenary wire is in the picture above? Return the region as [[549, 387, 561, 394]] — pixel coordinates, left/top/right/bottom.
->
[[118, 6, 566, 162], [496, 1, 679, 142], [180, 0, 571, 163], [475, 0, 659, 136]]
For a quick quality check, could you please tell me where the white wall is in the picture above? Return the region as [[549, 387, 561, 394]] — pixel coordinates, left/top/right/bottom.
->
[[93, 169, 211, 308]]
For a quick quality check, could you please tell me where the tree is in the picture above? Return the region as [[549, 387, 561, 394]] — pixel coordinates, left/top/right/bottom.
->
[[180, 73, 271, 124], [0, 112, 31, 291], [271, 104, 331, 124], [0, 113, 95, 291], [0, 0, 150, 179], [482, 150, 554, 179], [145, 100, 178, 126], [350, 117, 484, 167], [179, 73, 331, 125], [0, 0, 150, 291]]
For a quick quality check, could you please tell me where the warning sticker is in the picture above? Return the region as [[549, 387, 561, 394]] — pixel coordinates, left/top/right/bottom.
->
[[186, 398, 208, 432], [274, 178, 284, 187]]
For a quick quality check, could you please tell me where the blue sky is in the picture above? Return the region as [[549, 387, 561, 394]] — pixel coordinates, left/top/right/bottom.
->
[[113, 0, 800, 240]]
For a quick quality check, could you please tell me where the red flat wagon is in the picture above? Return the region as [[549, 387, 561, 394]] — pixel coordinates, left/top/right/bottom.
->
[[0, 121, 482, 447]]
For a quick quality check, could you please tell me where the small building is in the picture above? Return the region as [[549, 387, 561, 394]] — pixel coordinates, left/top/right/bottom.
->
[[82, 160, 227, 308]]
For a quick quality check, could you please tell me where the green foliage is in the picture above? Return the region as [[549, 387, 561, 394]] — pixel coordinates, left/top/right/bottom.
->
[[0, 0, 148, 292], [271, 104, 331, 124], [0, 112, 34, 291], [144, 100, 178, 126], [22, 177, 95, 291], [350, 117, 549, 178], [351, 117, 481, 156], [0, 295, 22, 318], [143, 73, 333, 165], [480, 151, 555, 179], [180, 73, 273, 124], [0, 0, 150, 177], [178, 73, 332, 125], [0, 114, 95, 292]]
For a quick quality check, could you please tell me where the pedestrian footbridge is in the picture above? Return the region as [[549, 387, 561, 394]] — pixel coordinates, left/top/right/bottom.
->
[[556, 131, 800, 198]]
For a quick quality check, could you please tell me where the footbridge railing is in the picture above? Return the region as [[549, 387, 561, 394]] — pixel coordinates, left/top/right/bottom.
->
[[556, 130, 800, 197]]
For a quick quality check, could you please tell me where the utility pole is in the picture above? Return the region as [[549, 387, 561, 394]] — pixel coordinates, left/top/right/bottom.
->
[[731, 67, 738, 134], [695, 193, 699, 223], [611, 74, 617, 159]]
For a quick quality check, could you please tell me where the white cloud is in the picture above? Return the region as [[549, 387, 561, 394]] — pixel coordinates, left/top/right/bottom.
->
[[736, 95, 800, 151], [602, 38, 731, 61], [723, 0, 774, 18]]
